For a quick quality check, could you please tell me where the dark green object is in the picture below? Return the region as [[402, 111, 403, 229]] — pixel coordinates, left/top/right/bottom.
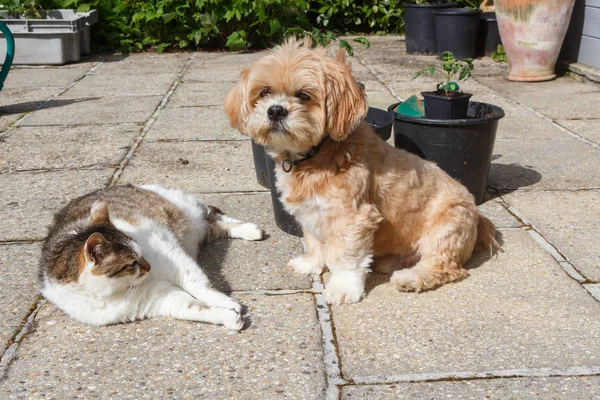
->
[[396, 95, 424, 118], [0, 20, 15, 91]]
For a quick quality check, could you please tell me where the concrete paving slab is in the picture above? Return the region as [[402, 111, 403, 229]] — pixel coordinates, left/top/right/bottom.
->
[[19, 95, 162, 126], [367, 91, 398, 116], [0, 124, 139, 173], [194, 51, 267, 65], [0, 115, 18, 133], [332, 230, 600, 378], [0, 87, 59, 116], [342, 376, 600, 399], [169, 81, 234, 107], [3, 68, 87, 89], [556, 118, 600, 146], [0, 169, 114, 241], [476, 76, 599, 96], [502, 190, 600, 281], [1, 294, 326, 399], [145, 106, 239, 140], [197, 192, 309, 291], [476, 76, 600, 119], [61, 73, 178, 98], [0, 243, 40, 355], [118, 140, 266, 193], [489, 133, 600, 191], [184, 63, 246, 82], [95, 53, 190, 74], [477, 199, 523, 229]]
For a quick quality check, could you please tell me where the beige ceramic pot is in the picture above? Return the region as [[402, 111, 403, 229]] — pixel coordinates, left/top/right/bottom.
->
[[495, 0, 576, 81]]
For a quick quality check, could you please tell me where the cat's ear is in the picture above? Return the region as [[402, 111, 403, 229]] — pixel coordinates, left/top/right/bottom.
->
[[84, 232, 106, 263], [90, 200, 110, 224]]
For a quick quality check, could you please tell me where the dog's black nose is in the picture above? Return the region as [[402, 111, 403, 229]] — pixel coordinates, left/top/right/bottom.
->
[[267, 104, 288, 121]]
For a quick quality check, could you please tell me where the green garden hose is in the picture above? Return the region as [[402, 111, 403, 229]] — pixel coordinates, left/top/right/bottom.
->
[[0, 20, 15, 91]]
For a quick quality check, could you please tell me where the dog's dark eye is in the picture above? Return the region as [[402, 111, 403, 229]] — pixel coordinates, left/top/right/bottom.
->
[[260, 87, 271, 97], [296, 92, 310, 102]]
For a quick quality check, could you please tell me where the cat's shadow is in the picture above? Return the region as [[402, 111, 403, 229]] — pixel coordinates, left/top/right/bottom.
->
[[198, 239, 235, 293]]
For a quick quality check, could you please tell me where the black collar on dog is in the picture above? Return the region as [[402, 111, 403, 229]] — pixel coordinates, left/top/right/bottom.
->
[[281, 136, 330, 173]]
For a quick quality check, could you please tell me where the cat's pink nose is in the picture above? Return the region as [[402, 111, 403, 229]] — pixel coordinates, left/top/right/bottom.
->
[[139, 257, 151, 272]]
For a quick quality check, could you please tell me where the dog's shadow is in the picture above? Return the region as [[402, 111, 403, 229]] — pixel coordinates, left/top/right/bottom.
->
[[365, 231, 505, 296]]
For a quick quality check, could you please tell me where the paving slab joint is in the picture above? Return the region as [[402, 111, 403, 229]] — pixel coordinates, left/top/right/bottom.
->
[[109, 54, 196, 186], [311, 275, 348, 400], [356, 55, 404, 102], [347, 365, 600, 385], [474, 76, 600, 151], [496, 195, 589, 285], [0, 61, 105, 139], [0, 298, 44, 379]]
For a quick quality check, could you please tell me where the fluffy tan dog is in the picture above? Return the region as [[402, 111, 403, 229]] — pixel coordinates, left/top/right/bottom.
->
[[225, 38, 500, 305]]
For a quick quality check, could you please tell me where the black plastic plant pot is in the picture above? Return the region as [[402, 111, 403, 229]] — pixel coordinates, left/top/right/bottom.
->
[[476, 12, 502, 57], [388, 101, 505, 205], [404, 2, 457, 54], [251, 140, 270, 189], [265, 153, 303, 237], [366, 107, 394, 141], [434, 8, 482, 59], [421, 91, 473, 120]]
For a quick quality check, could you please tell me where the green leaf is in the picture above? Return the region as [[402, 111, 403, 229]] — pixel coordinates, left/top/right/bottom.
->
[[353, 36, 370, 48], [77, 3, 91, 13], [412, 65, 433, 80], [428, 65, 435, 77], [339, 39, 354, 56], [458, 68, 470, 81], [269, 19, 281, 35], [156, 43, 169, 53], [162, 12, 177, 23], [226, 31, 246, 51]]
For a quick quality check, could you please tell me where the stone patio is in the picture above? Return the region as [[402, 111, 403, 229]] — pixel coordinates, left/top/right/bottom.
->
[[1, 36, 599, 399]]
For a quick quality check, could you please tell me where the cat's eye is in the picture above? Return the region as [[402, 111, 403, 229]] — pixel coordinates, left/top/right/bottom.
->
[[260, 87, 271, 97], [296, 92, 310, 102]]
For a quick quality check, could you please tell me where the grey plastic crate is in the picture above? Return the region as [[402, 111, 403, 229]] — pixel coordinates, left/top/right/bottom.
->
[[50, 9, 99, 55], [0, 10, 86, 65]]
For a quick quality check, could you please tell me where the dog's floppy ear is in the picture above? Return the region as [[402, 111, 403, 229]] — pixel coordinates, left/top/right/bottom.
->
[[225, 68, 251, 133], [324, 50, 368, 141]]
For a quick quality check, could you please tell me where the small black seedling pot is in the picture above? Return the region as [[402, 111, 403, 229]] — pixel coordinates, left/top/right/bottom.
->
[[434, 8, 482, 59], [404, 2, 457, 54], [389, 101, 505, 204], [422, 90, 473, 120]]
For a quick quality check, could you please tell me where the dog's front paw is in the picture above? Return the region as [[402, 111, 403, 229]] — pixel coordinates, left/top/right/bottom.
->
[[390, 269, 424, 292], [324, 275, 365, 305], [288, 256, 324, 275]]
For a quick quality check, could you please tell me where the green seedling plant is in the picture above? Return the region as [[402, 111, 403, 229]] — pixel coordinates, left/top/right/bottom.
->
[[491, 44, 508, 62], [412, 51, 474, 96]]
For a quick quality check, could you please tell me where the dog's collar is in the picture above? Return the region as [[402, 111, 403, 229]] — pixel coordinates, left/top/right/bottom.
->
[[281, 136, 330, 173]]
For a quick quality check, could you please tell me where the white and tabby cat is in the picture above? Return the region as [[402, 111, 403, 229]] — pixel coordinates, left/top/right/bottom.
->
[[40, 184, 263, 330]]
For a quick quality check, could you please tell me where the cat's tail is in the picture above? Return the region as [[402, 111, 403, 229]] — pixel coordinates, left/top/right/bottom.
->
[[205, 206, 264, 242]]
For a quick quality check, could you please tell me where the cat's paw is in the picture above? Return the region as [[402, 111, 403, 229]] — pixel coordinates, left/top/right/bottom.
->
[[221, 308, 245, 331], [233, 223, 263, 241], [288, 256, 324, 275]]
